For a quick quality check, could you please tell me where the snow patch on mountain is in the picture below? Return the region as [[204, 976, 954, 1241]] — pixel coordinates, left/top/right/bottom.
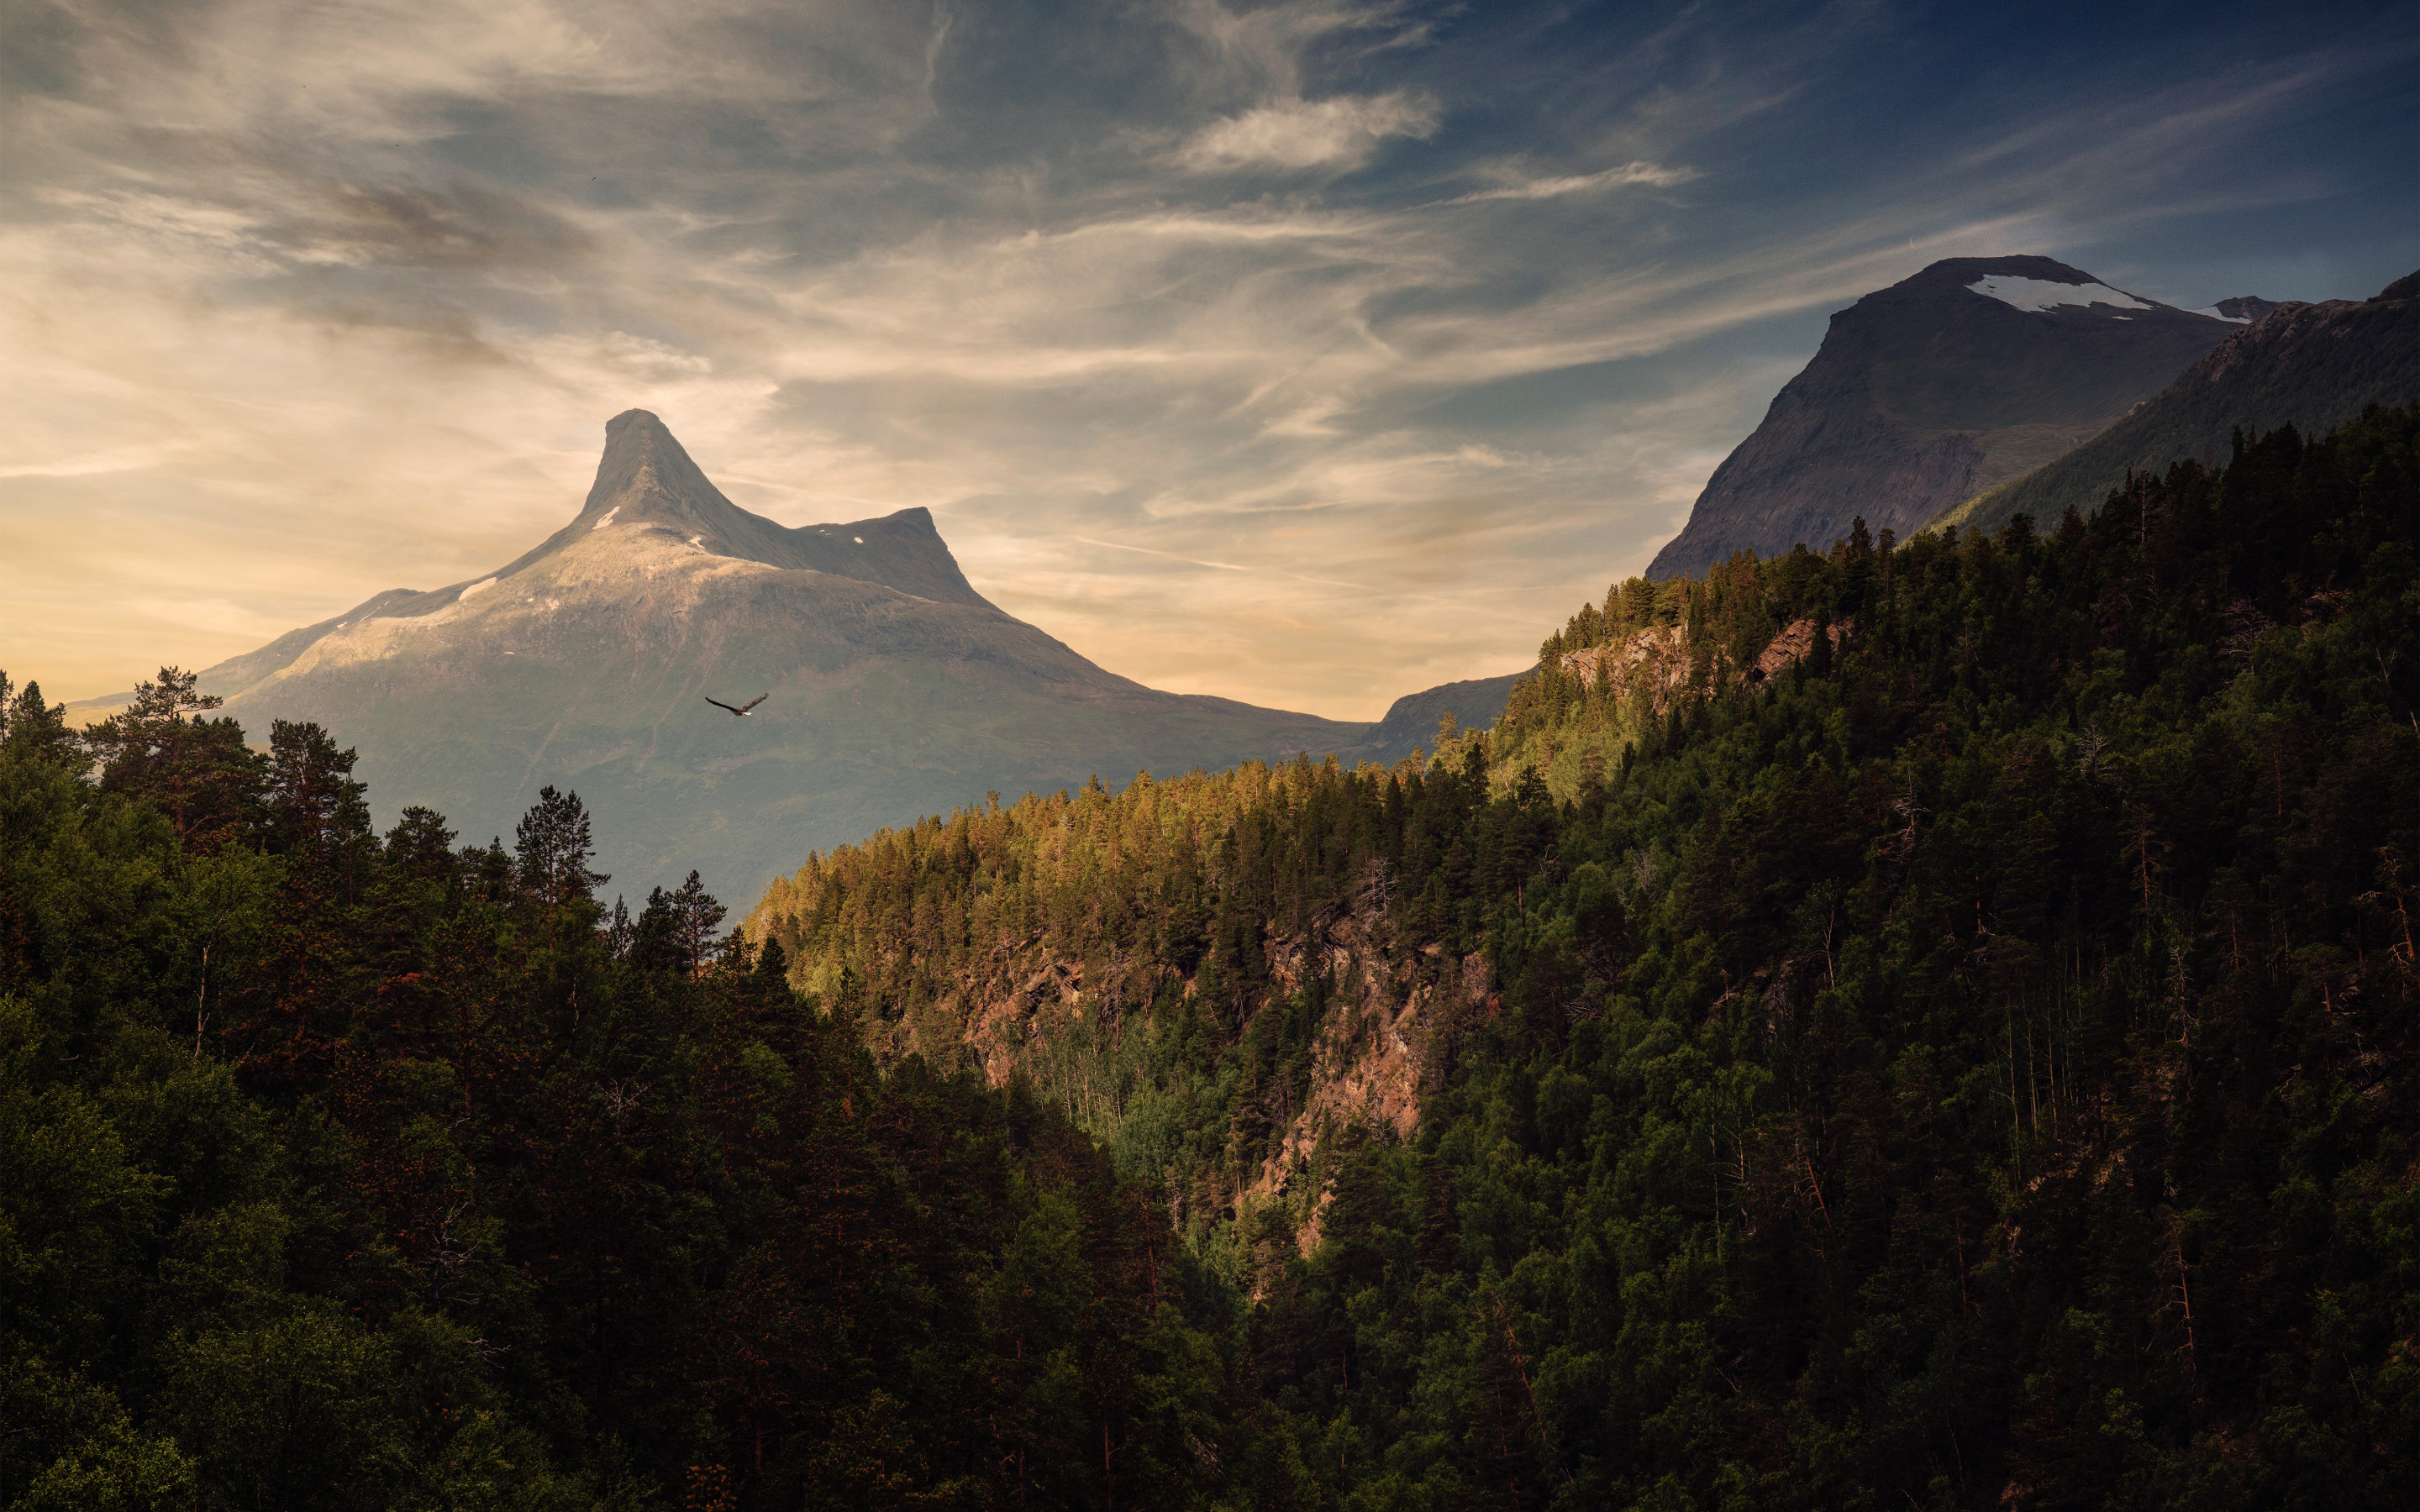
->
[[1967, 276, 2155, 313]]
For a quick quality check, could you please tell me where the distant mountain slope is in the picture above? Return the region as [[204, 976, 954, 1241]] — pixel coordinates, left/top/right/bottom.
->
[[1647, 255, 2237, 580], [201, 411, 1365, 900], [1335, 667, 1534, 767], [1929, 268, 2420, 537]]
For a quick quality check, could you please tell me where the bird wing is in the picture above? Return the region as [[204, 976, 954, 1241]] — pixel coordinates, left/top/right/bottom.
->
[[738, 694, 769, 713], [704, 696, 739, 714]]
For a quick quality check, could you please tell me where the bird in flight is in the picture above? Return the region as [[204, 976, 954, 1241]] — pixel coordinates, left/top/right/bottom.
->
[[705, 694, 768, 717]]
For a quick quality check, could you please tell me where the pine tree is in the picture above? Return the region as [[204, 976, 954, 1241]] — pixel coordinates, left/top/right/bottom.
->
[[83, 667, 264, 848], [669, 871, 727, 980], [266, 720, 371, 861], [513, 785, 609, 916], [0, 674, 81, 766]]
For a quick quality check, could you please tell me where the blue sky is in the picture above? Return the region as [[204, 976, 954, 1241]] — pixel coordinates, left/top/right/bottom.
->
[[3, 0, 2412, 716]]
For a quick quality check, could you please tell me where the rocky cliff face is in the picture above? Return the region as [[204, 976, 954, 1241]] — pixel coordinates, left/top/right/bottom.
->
[[1648, 256, 2237, 580], [822, 858, 1497, 1260], [1929, 268, 2420, 537], [203, 411, 1365, 899], [1550, 617, 1845, 706]]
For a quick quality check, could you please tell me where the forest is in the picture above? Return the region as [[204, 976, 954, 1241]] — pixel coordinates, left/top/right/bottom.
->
[[3, 404, 2414, 1510]]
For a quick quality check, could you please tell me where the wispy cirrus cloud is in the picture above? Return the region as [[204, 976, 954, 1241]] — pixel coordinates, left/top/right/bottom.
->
[[1175, 91, 1439, 171], [1443, 160, 1697, 202]]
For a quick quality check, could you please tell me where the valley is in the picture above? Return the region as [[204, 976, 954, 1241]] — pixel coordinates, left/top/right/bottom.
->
[[5, 263, 2414, 1512]]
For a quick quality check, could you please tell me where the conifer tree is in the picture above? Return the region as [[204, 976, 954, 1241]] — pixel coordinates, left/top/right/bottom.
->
[[0, 673, 80, 766], [513, 785, 608, 916], [82, 667, 263, 848]]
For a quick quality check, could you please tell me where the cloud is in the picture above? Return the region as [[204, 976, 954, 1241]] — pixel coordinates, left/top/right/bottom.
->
[[1174, 92, 1439, 171], [1444, 160, 1697, 203], [0, 444, 182, 480]]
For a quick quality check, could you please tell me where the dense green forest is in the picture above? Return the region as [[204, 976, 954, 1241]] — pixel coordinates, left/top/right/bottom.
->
[[4, 406, 2416, 1509]]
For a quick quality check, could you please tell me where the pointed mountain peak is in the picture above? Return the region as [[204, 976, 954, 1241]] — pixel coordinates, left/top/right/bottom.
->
[[1812, 255, 2230, 333], [579, 408, 732, 526], [476, 411, 993, 608], [608, 405, 672, 438], [1872, 256, 2195, 317]]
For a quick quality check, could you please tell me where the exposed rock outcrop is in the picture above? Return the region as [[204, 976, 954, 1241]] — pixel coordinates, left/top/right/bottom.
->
[[863, 876, 1497, 1261], [1551, 617, 1848, 700]]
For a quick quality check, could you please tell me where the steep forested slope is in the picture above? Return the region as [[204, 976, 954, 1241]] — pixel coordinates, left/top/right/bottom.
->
[[2, 404, 2414, 1512], [0, 692, 1260, 1509], [752, 405, 2420, 1509]]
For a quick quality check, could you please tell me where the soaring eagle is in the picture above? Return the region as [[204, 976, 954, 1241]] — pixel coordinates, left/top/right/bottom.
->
[[705, 694, 768, 717]]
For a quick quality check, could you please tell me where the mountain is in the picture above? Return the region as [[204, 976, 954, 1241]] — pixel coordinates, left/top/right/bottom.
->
[[1928, 267, 2420, 537], [1646, 255, 2238, 580], [197, 409, 1372, 900], [1334, 666, 1534, 766]]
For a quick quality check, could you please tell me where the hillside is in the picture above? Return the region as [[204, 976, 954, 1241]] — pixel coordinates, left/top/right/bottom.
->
[[744, 404, 2419, 1506], [1648, 255, 2238, 580], [3, 404, 2412, 1509], [1333, 664, 1534, 766], [1928, 267, 2420, 536]]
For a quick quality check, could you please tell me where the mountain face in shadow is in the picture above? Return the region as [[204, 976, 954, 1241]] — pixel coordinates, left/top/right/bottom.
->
[[204, 411, 1365, 899], [1342, 668, 1534, 764], [1648, 256, 2238, 579], [1928, 268, 2420, 537]]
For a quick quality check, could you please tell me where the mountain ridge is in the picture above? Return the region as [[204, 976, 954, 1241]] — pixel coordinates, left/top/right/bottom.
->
[[156, 412, 1541, 901], [187, 412, 1377, 898], [1926, 267, 2420, 536], [1648, 255, 2237, 579], [196, 411, 999, 704]]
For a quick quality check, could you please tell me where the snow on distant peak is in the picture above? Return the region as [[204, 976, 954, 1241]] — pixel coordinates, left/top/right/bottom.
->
[[592, 506, 620, 531], [2191, 307, 2251, 323], [1966, 276, 2156, 313]]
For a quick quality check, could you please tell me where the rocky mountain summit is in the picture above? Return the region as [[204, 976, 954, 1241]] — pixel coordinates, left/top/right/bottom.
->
[[201, 411, 1384, 899], [1648, 255, 2238, 579]]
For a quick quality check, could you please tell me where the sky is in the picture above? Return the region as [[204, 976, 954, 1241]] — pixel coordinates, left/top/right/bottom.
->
[[3, 0, 2414, 720]]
